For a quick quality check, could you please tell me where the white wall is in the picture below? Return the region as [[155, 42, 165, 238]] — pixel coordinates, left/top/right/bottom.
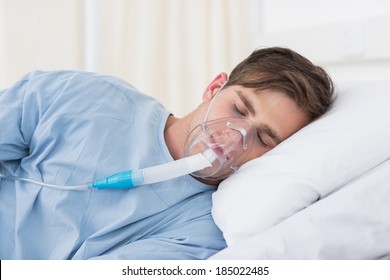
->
[[3, 0, 389, 101], [0, 0, 84, 88], [0, 0, 252, 117], [252, 0, 390, 82]]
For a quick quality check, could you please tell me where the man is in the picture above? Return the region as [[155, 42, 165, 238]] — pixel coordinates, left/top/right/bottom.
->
[[0, 47, 334, 259]]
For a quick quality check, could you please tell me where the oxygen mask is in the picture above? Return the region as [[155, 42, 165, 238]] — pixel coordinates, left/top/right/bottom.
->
[[184, 117, 256, 180], [184, 82, 257, 180]]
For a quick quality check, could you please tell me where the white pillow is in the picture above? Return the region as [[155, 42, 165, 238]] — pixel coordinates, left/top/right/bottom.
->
[[212, 81, 390, 246], [210, 158, 390, 259]]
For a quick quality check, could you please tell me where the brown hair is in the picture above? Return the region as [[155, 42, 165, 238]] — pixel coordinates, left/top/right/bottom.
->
[[226, 47, 335, 121]]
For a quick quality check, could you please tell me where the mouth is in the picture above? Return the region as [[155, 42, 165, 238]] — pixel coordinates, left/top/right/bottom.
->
[[209, 135, 228, 161]]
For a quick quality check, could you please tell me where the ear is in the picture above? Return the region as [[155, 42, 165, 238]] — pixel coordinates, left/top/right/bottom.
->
[[202, 72, 228, 102]]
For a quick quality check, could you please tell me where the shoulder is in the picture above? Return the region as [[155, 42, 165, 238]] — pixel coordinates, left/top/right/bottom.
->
[[22, 70, 153, 111], [22, 70, 138, 93], [16, 70, 170, 126]]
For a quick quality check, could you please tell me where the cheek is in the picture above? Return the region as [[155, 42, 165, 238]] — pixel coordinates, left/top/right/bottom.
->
[[245, 146, 271, 162]]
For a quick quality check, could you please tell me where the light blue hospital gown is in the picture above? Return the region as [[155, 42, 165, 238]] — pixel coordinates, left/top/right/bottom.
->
[[0, 70, 226, 259]]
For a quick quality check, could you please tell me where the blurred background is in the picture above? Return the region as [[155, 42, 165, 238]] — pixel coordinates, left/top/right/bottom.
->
[[1, 0, 389, 116]]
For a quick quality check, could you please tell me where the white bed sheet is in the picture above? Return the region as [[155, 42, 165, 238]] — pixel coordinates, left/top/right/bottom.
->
[[210, 158, 390, 259]]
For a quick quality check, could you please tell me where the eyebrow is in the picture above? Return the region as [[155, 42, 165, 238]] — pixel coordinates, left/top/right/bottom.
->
[[236, 90, 256, 115], [235, 90, 283, 145]]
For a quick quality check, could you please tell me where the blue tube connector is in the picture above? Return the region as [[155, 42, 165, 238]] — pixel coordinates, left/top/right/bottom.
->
[[90, 170, 144, 190], [89, 150, 215, 190]]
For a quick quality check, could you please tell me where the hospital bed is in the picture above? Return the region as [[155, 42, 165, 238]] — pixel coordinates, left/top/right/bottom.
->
[[210, 81, 390, 259]]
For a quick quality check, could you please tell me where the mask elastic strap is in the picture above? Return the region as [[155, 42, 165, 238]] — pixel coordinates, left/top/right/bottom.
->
[[201, 81, 228, 130]]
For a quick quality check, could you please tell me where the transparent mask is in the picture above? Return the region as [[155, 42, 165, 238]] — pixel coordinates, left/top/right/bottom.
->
[[184, 117, 257, 180]]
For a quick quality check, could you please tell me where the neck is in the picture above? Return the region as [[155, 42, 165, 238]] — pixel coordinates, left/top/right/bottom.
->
[[190, 175, 221, 186], [164, 114, 189, 160], [164, 107, 206, 160]]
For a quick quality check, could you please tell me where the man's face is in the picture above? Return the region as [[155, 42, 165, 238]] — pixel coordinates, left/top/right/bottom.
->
[[193, 84, 309, 164]]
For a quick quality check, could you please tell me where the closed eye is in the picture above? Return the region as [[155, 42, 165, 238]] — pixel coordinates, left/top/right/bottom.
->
[[256, 133, 267, 147], [257, 130, 278, 148], [232, 104, 246, 117], [233, 104, 278, 148]]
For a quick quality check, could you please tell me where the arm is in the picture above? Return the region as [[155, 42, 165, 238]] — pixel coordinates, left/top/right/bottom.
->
[[0, 77, 32, 161], [0, 70, 83, 162]]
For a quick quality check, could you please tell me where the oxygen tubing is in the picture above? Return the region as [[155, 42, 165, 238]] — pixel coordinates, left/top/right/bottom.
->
[[0, 149, 217, 191], [0, 173, 90, 191]]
